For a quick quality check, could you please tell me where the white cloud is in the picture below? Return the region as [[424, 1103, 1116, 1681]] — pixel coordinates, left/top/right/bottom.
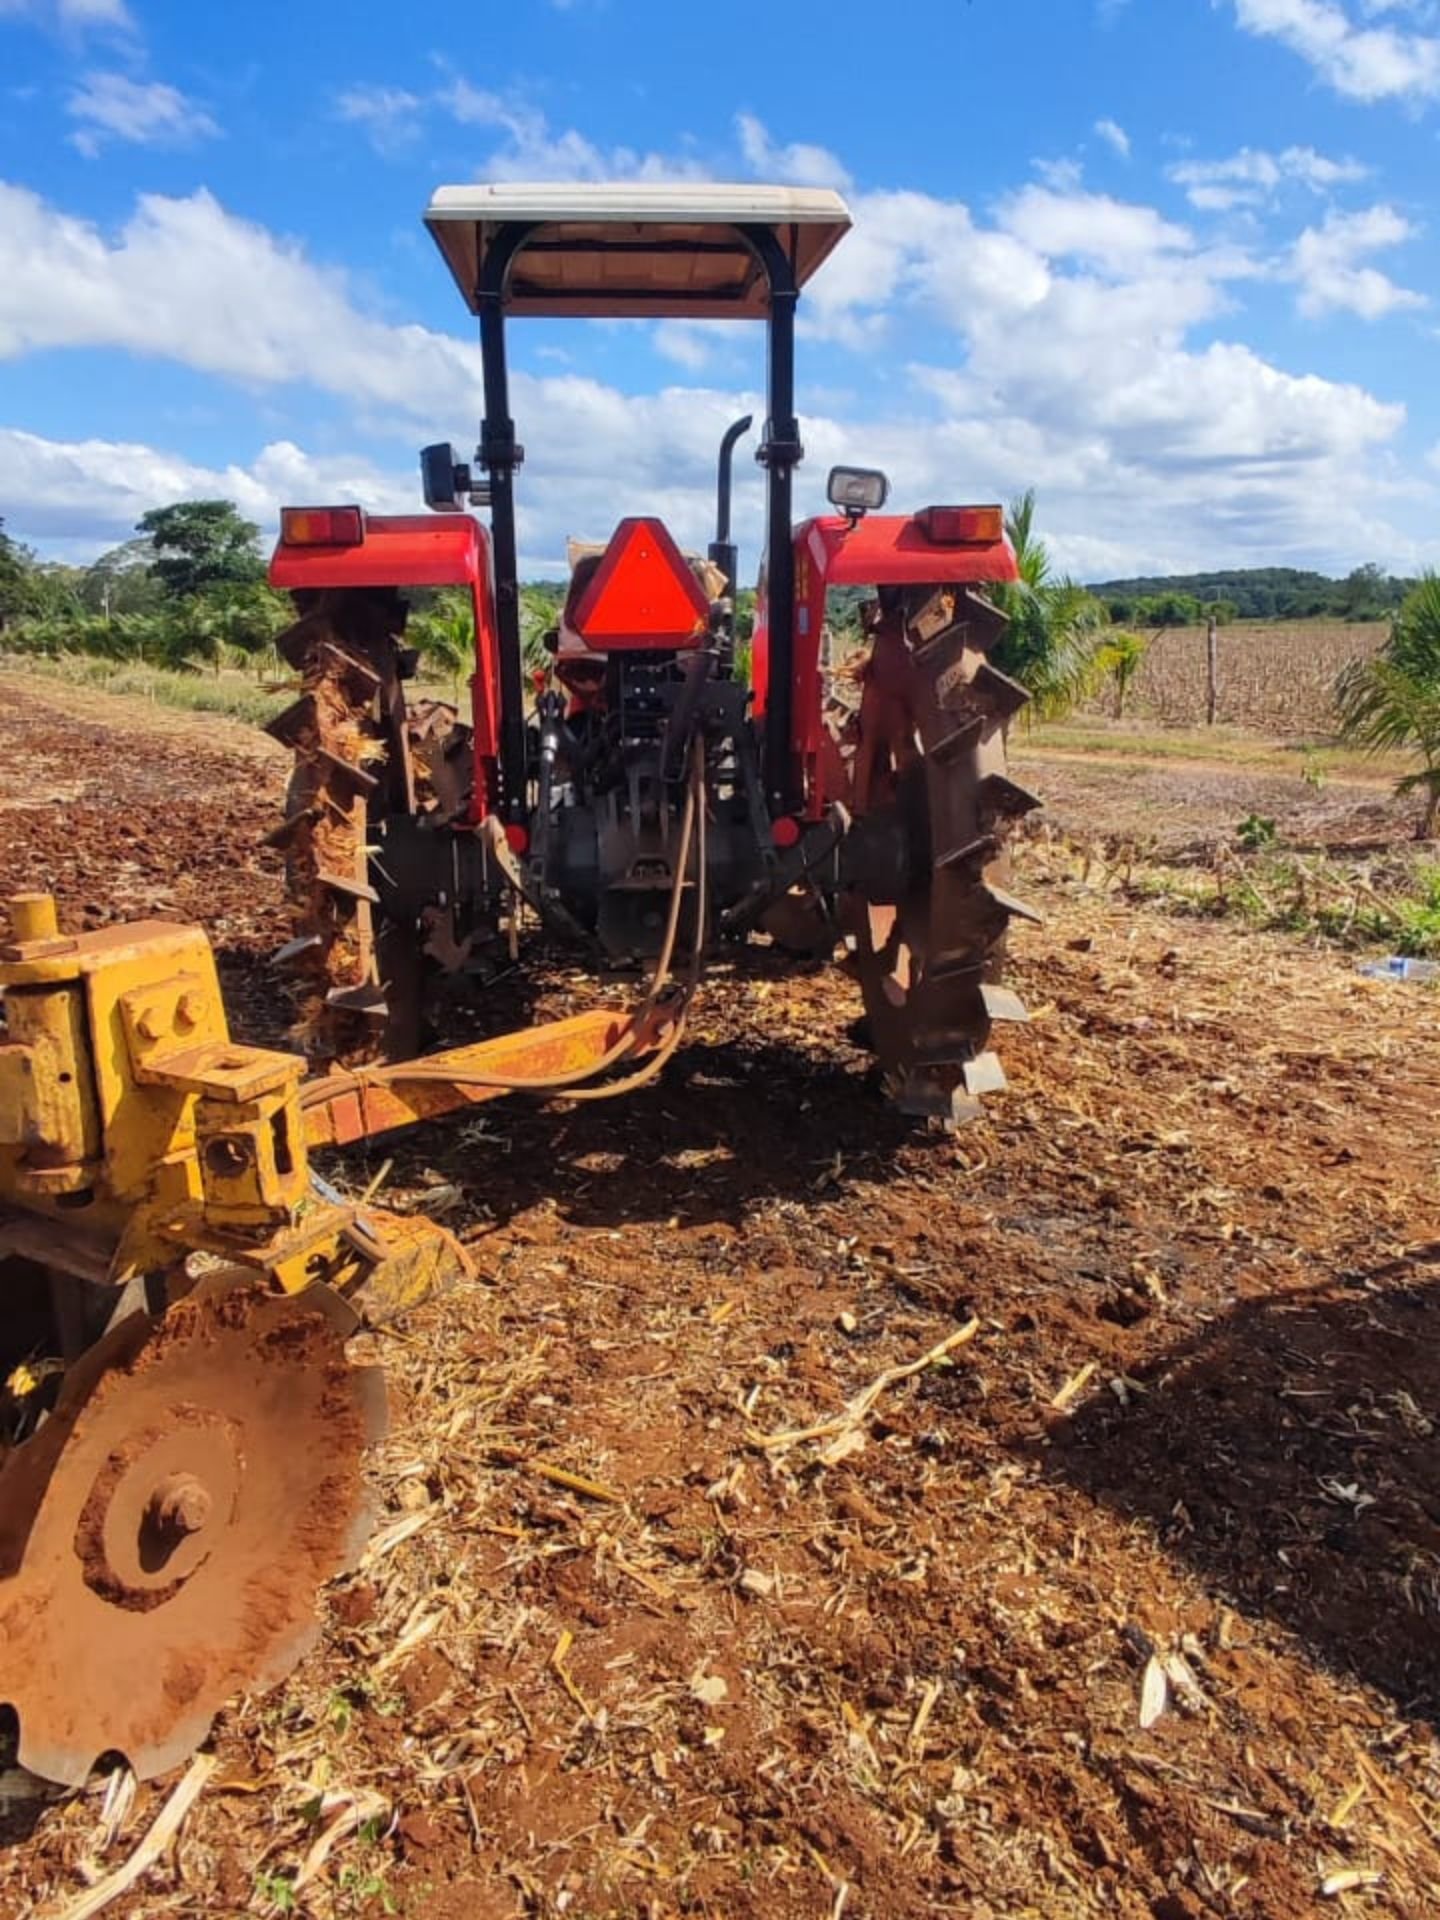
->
[[0, 430, 418, 553], [0, 178, 772, 562], [1094, 117, 1131, 158], [1289, 202, 1427, 315], [334, 89, 840, 194], [415, 98, 848, 191], [1034, 156, 1085, 193], [897, 345, 1409, 573], [782, 179, 1415, 567], [0, 398, 772, 576], [652, 322, 713, 370], [334, 85, 421, 156], [734, 112, 852, 190], [1231, 0, 1440, 100], [0, 182, 479, 423], [66, 72, 218, 155], [998, 186, 1194, 273], [1169, 143, 1369, 209], [436, 80, 708, 182], [799, 188, 1051, 344], [0, 176, 1428, 576]]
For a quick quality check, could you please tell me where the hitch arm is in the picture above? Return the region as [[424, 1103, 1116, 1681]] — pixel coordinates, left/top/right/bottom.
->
[[299, 1001, 677, 1149]]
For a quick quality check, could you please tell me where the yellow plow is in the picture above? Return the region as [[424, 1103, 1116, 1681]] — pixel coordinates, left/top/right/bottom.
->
[[0, 891, 675, 1785]]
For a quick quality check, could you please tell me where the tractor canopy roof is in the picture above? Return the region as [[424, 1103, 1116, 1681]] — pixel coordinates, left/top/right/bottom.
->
[[424, 182, 851, 318], [800, 514, 1020, 588]]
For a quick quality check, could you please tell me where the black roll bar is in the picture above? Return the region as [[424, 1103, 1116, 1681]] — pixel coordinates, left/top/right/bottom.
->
[[739, 224, 802, 816], [474, 220, 804, 823], [476, 221, 536, 823]]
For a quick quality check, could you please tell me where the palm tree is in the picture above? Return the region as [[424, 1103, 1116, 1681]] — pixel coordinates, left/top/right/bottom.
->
[[992, 490, 1106, 720], [409, 589, 474, 693], [79, 609, 153, 663], [519, 582, 565, 675], [6, 612, 72, 658], [201, 584, 290, 659], [1335, 573, 1440, 840], [161, 596, 225, 672], [1093, 627, 1150, 720]]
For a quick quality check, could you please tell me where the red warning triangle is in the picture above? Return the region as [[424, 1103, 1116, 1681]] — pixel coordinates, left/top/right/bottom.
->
[[572, 517, 711, 649]]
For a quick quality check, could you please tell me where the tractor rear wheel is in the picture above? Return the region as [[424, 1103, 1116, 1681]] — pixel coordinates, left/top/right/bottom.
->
[[266, 591, 470, 1064], [840, 586, 1042, 1123]]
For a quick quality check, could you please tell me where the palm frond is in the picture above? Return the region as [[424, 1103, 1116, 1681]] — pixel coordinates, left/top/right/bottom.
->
[[1388, 572, 1440, 682], [992, 492, 1105, 720], [1335, 573, 1440, 836]]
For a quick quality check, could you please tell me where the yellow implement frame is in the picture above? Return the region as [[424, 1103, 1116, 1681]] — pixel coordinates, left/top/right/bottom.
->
[[0, 893, 670, 1312]]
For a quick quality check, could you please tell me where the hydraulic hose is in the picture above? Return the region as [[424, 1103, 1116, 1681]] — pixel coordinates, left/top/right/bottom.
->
[[301, 739, 709, 1108], [563, 735, 708, 1102]]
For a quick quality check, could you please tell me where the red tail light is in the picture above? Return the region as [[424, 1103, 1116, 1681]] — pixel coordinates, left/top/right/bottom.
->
[[572, 517, 710, 649], [916, 505, 1004, 545], [280, 506, 365, 546]]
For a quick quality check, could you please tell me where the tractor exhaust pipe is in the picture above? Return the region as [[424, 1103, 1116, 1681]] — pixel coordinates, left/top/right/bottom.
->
[[708, 415, 752, 601]]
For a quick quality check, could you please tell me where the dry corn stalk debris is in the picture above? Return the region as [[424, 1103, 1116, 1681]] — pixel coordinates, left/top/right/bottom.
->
[[1081, 619, 1384, 734], [751, 1319, 980, 1457], [38, 1755, 216, 1920]]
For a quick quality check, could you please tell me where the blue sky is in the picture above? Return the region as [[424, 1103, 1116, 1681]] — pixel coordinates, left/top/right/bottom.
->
[[4, 0, 1440, 580]]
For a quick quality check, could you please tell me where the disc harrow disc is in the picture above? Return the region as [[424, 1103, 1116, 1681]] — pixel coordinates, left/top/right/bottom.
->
[[0, 1279, 385, 1787]]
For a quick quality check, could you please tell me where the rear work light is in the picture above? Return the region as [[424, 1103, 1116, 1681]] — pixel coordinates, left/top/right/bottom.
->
[[916, 504, 1004, 545], [827, 465, 890, 514], [280, 506, 365, 546]]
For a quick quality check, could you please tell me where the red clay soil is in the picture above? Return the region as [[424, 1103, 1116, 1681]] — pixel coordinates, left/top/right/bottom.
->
[[1, 673, 1439, 1919]]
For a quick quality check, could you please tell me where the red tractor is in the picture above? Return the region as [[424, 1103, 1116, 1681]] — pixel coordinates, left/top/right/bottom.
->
[[267, 184, 1038, 1123]]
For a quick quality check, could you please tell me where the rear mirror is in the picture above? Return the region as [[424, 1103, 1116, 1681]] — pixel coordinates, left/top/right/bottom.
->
[[420, 442, 471, 513], [827, 465, 889, 516]]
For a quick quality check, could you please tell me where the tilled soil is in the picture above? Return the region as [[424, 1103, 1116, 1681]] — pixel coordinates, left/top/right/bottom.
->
[[1, 675, 1439, 1919], [1012, 744, 1414, 857]]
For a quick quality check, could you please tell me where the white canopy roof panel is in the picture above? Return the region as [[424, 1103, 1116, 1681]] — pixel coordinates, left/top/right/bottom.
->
[[424, 182, 852, 319]]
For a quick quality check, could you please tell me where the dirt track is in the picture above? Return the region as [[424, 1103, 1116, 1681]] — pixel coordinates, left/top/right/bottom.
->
[[2, 675, 1440, 1919]]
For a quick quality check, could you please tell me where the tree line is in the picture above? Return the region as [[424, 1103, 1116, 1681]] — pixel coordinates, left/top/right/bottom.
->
[[1092, 563, 1412, 625], [0, 501, 569, 678], [0, 501, 291, 668]]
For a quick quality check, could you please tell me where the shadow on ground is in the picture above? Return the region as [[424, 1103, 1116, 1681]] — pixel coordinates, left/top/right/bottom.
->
[[324, 1031, 915, 1234], [1047, 1253, 1440, 1719]]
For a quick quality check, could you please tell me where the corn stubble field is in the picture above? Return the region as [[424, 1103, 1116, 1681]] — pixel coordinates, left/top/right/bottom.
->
[[1112, 621, 1383, 735], [1, 616, 1439, 1920]]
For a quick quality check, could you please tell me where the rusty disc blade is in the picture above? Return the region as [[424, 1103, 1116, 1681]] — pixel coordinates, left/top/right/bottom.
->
[[0, 1278, 385, 1787]]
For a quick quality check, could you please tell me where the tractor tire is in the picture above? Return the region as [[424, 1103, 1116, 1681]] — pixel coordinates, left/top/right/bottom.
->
[[840, 586, 1042, 1124], [265, 590, 446, 1065]]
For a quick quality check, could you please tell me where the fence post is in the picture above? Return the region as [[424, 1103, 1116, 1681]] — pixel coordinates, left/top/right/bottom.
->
[[1205, 615, 1219, 726]]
